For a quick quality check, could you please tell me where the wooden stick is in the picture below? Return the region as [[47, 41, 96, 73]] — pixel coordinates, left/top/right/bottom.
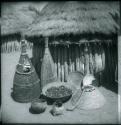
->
[[79, 45, 83, 72], [54, 46, 58, 78], [84, 44, 90, 75], [98, 43, 103, 85], [89, 44, 93, 74], [5, 42, 7, 53], [75, 45, 78, 71], [70, 45, 72, 72], [58, 46, 61, 81], [6, 42, 8, 53], [38, 44, 42, 77], [78, 45, 80, 71], [10, 41, 12, 52], [68, 45, 72, 73], [64, 46, 68, 82], [101, 44, 105, 71], [72, 45, 75, 72], [109, 42, 113, 84], [77, 46, 80, 71], [61, 46, 64, 82], [111, 42, 116, 83], [60, 46, 62, 81]]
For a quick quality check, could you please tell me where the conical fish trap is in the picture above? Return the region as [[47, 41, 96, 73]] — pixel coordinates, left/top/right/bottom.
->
[[77, 87, 106, 110]]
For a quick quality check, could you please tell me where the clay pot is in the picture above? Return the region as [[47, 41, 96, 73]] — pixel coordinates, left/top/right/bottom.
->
[[50, 100, 64, 116], [30, 99, 47, 114]]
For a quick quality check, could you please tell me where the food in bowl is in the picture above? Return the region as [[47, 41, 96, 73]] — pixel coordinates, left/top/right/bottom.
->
[[45, 85, 72, 98]]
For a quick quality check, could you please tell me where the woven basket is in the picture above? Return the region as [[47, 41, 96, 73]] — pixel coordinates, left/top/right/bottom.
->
[[12, 54, 41, 103], [42, 82, 72, 103]]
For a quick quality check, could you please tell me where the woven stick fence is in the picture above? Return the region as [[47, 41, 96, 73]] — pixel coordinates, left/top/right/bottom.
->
[[1, 41, 33, 53], [32, 41, 117, 87]]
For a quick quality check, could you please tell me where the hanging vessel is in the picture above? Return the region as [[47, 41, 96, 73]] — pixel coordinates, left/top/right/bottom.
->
[[41, 37, 57, 89], [12, 39, 41, 103]]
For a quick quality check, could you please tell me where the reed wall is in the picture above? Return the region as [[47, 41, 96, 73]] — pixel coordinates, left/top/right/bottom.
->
[[32, 42, 117, 87], [1, 40, 33, 53], [1, 38, 117, 87]]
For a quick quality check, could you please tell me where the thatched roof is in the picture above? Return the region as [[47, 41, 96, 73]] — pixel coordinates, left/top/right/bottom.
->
[[1, 2, 47, 36], [25, 1, 120, 37]]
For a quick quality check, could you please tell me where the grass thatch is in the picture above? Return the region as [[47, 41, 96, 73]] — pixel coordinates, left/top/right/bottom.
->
[[25, 1, 120, 37], [1, 2, 47, 36]]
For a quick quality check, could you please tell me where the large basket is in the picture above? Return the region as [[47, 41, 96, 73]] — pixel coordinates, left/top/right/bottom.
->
[[12, 55, 41, 103], [42, 82, 73, 103]]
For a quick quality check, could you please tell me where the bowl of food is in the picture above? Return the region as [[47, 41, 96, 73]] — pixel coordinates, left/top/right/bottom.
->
[[42, 82, 73, 103]]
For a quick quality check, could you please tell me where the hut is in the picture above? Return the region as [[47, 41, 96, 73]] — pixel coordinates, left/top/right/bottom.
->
[[25, 1, 120, 90]]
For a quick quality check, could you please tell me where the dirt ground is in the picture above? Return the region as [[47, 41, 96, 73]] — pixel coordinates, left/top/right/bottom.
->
[[1, 50, 119, 124]]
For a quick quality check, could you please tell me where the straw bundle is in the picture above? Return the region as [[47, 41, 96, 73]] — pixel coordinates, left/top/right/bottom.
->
[[41, 38, 57, 88]]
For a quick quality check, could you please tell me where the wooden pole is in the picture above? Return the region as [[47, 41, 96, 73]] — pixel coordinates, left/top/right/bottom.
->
[[84, 44, 90, 75], [109, 42, 114, 84], [58, 46, 61, 81], [72, 45, 75, 72], [107, 42, 112, 84], [78, 45, 81, 71], [75, 45, 79, 71], [110, 41, 115, 82], [89, 44, 94, 74], [54, 45, 58, 79], [70, 45, 72, 72], [5, 42, 7, 52], [68, 45, 72, 73], [99, 43, 103, 85], [61, 46, 64, 82], [64, 46, 68, 82], [79, 45, 84, 73], [38, 44, 42, 77], [60, 46, 62, 81]]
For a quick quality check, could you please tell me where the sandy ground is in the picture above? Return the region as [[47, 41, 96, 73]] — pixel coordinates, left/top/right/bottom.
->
[[1, 50, 119, 124]]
